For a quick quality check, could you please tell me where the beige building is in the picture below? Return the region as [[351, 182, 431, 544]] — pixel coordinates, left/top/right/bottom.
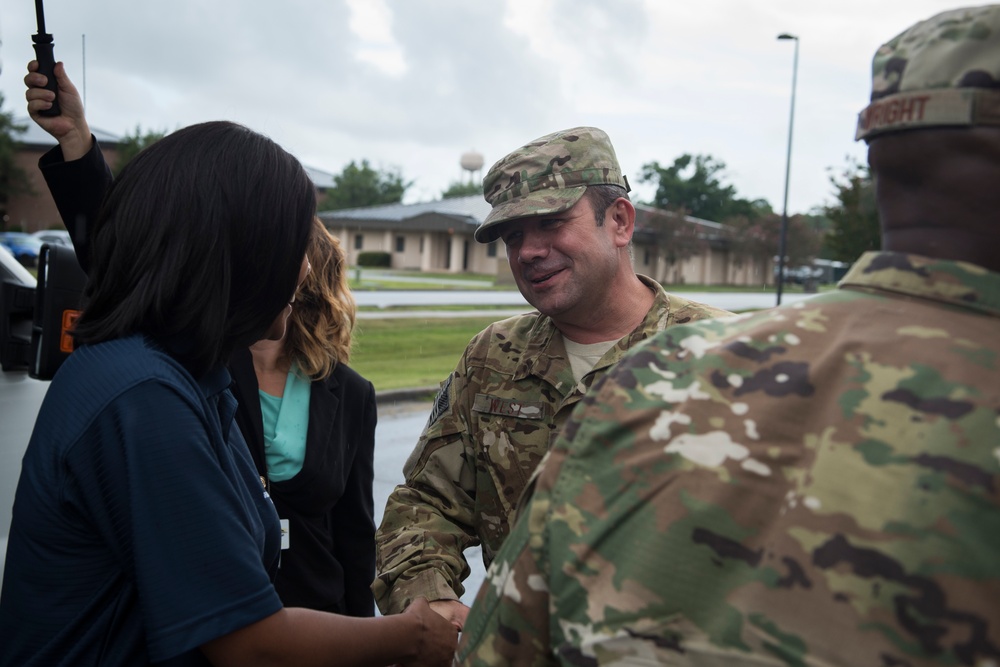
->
[[632, 205, 774, 287], [321, 197, 774, 286], [320, 196, 502, 275], [7, 123, 774, 287]]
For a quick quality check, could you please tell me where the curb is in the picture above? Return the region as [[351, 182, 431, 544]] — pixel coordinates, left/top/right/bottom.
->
[[374, 385, 438, 406]]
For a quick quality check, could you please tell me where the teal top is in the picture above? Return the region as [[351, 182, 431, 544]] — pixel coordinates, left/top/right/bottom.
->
[[258, 362, 311, 482]]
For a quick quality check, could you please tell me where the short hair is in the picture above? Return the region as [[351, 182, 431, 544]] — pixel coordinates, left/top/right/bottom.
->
[[73, 121, 316, 374], [286, 219, 357, 380], [586, 184, 630, 226]]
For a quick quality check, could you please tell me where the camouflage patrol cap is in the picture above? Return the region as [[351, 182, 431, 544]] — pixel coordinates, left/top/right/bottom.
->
[[475, 127, 630, 243], [856, 4, 1000, 141]]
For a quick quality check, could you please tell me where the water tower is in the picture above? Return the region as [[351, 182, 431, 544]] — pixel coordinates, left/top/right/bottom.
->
[[460, 150, 484, 185]]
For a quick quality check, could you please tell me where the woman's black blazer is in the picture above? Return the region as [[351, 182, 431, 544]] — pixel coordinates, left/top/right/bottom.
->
[[229, 348, 377, 616]]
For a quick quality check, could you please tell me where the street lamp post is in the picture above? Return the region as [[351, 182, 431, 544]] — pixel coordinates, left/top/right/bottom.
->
[[776, 33, 799, 306]]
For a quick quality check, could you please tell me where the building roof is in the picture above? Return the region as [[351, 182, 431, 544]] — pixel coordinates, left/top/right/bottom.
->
[[304, 166, 336, 190], [15, 118, 336, 190], [321, 194, 492, 223], [14, 118, 122, 148], [319, 195, 493, 235], [634, 203, 723, 232], [325, 198, 717, 228], [319, 196, 729, 241]]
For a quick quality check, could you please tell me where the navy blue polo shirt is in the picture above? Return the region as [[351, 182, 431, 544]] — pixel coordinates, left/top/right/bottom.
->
[[0, 334, 283, 666]]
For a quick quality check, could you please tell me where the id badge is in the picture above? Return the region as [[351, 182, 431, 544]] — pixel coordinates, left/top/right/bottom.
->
[[280, 519, 290, 550]]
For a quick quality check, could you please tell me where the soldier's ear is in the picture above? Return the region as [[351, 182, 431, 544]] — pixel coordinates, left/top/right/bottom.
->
[[608, 198, 636, 247]]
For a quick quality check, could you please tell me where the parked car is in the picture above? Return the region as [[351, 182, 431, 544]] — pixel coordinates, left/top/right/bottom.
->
[[0, 232, 46, 268], [30, 229, 74, 249], [0, 242, 37, 287], [0, 243, 48, 581]]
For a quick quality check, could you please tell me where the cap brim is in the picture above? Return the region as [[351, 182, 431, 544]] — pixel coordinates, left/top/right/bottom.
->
[[474, 186, 587, 243]]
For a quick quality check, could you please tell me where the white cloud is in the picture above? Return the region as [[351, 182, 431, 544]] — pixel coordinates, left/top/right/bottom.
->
[[0, 0, 972, 208], [346, 0, 407, 77]]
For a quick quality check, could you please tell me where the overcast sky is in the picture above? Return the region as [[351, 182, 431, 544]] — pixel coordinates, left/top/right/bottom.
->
[[0, 0, 971, 214]]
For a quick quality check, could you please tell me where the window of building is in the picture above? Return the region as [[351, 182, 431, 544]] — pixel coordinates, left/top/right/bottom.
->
[[396, 236, 405, 253], [354, 234, 363, 250], [487, 241, 498, 258]]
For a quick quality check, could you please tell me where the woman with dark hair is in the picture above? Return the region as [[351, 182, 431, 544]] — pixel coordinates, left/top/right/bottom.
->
[[22, 60, 380, 621], [0, 64, 456, 667], [230, 218, 379, 616], [69, 121, 314, 371]]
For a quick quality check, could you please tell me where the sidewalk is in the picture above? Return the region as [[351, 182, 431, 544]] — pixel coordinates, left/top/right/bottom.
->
[[354, 290, 816, 313], [360, 308, 529, 320], [375, 385, 438, 405]]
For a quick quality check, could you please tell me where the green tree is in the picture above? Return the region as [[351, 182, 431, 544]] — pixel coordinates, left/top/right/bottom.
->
[[0, 93, 32, 229], [726, 212, 824, 271], [441, 180, 481, 199], [319, 159, 411, 211], [824, 159, 880, 262], [114, 125, 167, 176], [800, 211, 837, 258], [640, 154, 770, 222]]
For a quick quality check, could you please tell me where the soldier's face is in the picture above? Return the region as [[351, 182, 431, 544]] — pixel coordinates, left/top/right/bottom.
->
[[498, 196, 625, 325]]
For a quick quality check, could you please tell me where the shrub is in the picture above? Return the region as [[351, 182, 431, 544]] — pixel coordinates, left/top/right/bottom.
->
[[356, 251, 391, 267]]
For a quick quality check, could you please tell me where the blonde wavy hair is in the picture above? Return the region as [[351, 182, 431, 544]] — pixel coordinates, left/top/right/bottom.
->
[[285, 218, 357, 380]]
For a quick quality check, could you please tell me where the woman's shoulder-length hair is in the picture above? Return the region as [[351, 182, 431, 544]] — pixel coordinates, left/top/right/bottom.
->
[[286, 218, 357, 381], [73, 120, 316, 375]]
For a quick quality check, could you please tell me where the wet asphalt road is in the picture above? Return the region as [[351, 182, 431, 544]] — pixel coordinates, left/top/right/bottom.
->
[[373, 400, 487, 613], [354, 289, 813, 313], [0, 372, 51, 581]]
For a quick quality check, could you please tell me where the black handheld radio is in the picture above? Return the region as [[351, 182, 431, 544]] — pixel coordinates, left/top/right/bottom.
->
[[32, 0, 61, 117]]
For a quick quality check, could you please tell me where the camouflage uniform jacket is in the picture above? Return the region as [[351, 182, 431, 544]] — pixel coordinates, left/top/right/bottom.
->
[[458, 252, 1000, 666], [373, 276, 730, 614]]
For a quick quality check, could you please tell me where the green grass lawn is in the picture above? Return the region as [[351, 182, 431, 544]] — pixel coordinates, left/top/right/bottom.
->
[[350, 316, 501, 391]]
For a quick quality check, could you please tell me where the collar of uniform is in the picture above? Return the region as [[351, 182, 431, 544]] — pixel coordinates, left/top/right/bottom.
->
[[629, 275, 671, 347], [510, 275, 668, 384], [512, 314, 570, 386], [839, 251, 1000, 318]]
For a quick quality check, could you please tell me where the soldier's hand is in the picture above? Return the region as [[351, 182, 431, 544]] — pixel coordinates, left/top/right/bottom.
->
[[401, 598, 459, 666], [428, 598, 471, 632]]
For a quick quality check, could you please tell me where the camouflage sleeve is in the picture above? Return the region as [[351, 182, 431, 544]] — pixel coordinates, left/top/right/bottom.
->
[[373, 355, 480, 615], [457, 450, 565, 666]]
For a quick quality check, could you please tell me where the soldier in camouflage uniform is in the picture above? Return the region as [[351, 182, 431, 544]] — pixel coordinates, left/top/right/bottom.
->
[[458, 7, 1000, 666], [374, 128, 730, 627]]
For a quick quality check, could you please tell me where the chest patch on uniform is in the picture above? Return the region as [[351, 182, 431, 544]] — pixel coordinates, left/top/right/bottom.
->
[[473, 393, 546, 420]]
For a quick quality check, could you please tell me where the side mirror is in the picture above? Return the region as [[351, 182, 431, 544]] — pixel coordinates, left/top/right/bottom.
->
[[29, 244, 86, 380], [0, 279, 35, 371]]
